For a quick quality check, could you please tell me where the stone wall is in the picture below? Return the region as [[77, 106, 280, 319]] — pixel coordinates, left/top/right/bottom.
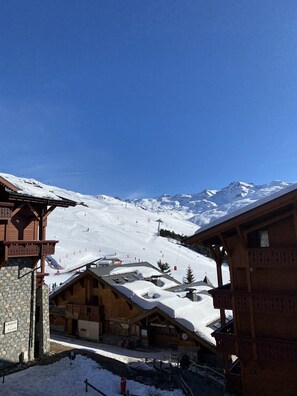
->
[[35, 283, 50, 356], [0, 258, 35, 367]]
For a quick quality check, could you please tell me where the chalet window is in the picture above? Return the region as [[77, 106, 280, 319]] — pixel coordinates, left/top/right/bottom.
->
[[259, 230, 269, 247]]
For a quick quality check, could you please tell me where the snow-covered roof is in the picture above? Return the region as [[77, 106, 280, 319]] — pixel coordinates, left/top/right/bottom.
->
[[194, 182, 297, 236], [51, 262, 220, 347], [113, 277, 220, 346], [110, 265, 163, 278], [0, 172, 75, 204]]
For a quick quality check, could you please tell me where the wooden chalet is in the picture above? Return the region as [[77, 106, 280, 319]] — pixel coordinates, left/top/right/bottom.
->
[[186, 184, 297, 396], [50, 262, 218, 363], [0, 174, 75, 367]]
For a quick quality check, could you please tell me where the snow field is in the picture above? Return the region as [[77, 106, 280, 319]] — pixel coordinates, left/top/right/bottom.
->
[[1, 354, 184, 396]]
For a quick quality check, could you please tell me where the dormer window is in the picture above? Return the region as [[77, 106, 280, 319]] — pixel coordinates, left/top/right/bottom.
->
[[259, 230, 269, 247]]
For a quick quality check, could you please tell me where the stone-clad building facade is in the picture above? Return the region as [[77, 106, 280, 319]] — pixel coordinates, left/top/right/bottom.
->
[[0, 174, 75, 367], [0, 258, 36, 364]]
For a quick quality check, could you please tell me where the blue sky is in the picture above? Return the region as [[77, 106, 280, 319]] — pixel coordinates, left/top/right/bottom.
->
[[0, 1, 297, 198]]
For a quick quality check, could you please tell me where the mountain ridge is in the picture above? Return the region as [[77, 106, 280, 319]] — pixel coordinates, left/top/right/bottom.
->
[[127, 180, 292, 227], [0, 172, 291, 286]]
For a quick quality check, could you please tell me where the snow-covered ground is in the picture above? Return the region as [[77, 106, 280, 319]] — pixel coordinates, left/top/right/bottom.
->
[[51, 333, 168, 364], [1, 353, 183, 396]]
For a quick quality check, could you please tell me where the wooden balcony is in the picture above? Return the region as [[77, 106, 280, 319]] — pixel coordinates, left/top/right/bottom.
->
[[209, 283, 232, 309], [248, 247, 297, 269], [213, 321, 297, 362], [209, 283, 297, 314], [66, 303, 100, 322], [255, 338, 297, 362], [0, 202, 13, 220], [213, 321, 237, 355], [213, 321, 253, 359], [0, 240, 58, 260]]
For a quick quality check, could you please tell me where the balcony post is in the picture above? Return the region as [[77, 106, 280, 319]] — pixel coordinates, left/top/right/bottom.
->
[[39, 208, 47, 278], [210, 244, 226, 326]]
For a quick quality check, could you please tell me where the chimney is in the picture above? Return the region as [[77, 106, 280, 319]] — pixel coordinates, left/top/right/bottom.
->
[[150, 276, 163, 287], [186, 289, 199, 301]]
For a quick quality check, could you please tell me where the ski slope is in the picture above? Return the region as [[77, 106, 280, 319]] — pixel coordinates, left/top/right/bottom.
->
[[45, 189, 229, 287]]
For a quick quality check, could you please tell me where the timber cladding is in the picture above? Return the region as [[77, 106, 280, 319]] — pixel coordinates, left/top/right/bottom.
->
[[186, 185, 297, 396], [51, 273, 143, 339], [49, 265, 218, 364]]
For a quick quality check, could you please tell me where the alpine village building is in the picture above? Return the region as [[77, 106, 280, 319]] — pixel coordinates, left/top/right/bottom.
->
[[0, 174, 75, 368], [49, 262, 220, 364], [186, 184, 297, 396]]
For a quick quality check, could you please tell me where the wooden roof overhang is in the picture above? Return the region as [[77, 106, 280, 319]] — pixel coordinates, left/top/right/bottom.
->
[[0, 175, 76, 208], [49, 270, 87, 300], [7, 191, 76, 208], [0, 176, 19, 192], [128, 306, 216, 353], [185, 187, 297, 247]]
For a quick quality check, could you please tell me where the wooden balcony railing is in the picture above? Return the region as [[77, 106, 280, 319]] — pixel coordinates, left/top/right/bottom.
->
[[209, 283, 297, 314], [209, 283, 232, 309], [213, 321, 237, 355], [248, 247, 297, 269], [213, 321, 297, 362], [66, 303, 100, 322], [0, 202, 13, 220], [0, 240, 58, 260], [255, 338, 297, 362]]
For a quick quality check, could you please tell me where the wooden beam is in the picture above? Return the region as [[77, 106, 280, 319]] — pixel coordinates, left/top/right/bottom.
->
[[219, 234, 232, 256], [209, 245, 221, 265], [27, 203, 40, 220], [44, 205, 56, 220], [112, 291, 119, 300], [0, 258, 6, 269], [293, 205, 297, 240], [236, 226, 247, 250], [12, 203, 25, 217], [245, 209, 293, 235]]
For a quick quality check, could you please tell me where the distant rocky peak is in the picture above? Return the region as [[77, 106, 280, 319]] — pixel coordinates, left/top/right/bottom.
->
[[127, 180, 292, 227]]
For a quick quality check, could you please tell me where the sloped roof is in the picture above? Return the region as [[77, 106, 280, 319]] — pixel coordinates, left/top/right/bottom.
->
[[0, 173, 76, 207], [50, 262, 221, 349], [113, 278, 218, 347], [186, 182, 297, 245]]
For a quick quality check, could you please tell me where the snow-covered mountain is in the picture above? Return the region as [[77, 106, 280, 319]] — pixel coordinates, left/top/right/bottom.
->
[[128, 181, 292, 227], [1, 173, 291, 288], [44, 186, 222, 288], [44, 179, 291, 287]]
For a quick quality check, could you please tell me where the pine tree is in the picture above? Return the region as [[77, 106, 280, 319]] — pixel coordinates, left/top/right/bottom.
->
[[157, 260, 171, 275], [185, 265, 195, 284]]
